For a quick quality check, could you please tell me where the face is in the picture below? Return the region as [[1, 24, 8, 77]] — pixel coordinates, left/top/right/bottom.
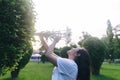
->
[[67, 48, 80, 57]]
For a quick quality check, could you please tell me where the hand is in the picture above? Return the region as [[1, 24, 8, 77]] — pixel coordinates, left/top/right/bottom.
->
[[39, 33, 49, 50], [53, 35, 61, 43]]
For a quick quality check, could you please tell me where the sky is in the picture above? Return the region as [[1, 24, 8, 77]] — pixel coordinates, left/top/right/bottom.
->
[[32, 0, 120, 48]]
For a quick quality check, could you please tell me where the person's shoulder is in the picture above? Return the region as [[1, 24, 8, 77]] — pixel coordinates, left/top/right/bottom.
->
[[57, 57, 70, 61], [57, 57, 66, 61], [57, 58, 75, 64]]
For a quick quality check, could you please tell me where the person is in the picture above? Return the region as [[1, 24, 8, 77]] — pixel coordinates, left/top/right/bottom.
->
[[40, 35, 90, 80]]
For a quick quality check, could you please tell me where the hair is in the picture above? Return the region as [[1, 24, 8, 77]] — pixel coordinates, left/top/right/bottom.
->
[[74, 48, 90, 80]]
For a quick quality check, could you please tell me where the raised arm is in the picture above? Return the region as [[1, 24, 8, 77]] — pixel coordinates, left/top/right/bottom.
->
[[40, 35, 61, 66], [39, 35, 49, 50]]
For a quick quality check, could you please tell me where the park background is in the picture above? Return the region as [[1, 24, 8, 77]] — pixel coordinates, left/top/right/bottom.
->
[[0, 0, 120, 80]]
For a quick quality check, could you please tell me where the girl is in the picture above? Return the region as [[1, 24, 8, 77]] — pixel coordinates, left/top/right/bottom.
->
[[40, 35, 90, 80]]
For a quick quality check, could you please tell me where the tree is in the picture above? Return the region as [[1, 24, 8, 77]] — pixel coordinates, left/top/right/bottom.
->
[[0, 0, 35, 76], [112, 38, 120, 59], [11, 46, 33, 78], [106, 20, 114, 61], [101, 36, 109, 59], [78, 31, 91, 46], [60, 46, 71, 58], [54, 48, 62, 56], [112, 25, 120, 60], [106, 20, 114, 42], [70, 43, 77, 48], [82, 37, 106, 75], [39, 46, 47, 63]]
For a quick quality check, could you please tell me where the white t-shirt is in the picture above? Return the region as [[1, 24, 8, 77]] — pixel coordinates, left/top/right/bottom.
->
[[52, 57, 78, 80]]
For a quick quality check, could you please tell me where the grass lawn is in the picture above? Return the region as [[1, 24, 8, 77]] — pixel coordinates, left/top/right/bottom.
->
[[92, 63, 120, 80], [0, 62, 120, 80]]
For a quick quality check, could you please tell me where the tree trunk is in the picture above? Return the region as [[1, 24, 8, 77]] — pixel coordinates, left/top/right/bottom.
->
[[92, 68, 100, 75], [11, 69, 20, 79]]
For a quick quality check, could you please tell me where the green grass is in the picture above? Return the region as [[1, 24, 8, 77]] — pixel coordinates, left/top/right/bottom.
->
[[0, 62, 53, 80], [92, 63, 120, 80], [0, 62, 120, 80]]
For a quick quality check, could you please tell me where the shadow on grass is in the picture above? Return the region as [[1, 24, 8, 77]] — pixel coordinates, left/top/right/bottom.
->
[[0, 77, 12, 80], [1, 77, 25, 80], [92, 74, 117, 80], [1, 74, 118, 80]]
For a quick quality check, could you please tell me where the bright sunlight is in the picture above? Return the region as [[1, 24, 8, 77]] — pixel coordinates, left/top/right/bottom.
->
[[32, 0, 120, 48]]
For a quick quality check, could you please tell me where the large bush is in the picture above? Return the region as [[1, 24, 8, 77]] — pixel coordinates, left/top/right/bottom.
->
[[0, 0, 35, 75], [82, 37, 106, 75], [11, 46, 33, 78]]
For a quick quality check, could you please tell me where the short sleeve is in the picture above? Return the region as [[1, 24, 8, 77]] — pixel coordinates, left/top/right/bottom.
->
[[57, 58, 77, 76]]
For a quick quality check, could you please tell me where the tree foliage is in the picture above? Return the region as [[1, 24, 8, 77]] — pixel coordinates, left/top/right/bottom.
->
[[101, 21, 120, 62], [106, 20, 114, 61], [113, 24, 120, 59], [0, 0, 35, 75], [106, 20, 114, 42], [11, 46, 33, 78], [60, 46, 71, 58], [78, 31, 91, 46], [112, 38, 120, 59], [101, 36, 109, 59], [82, 37, 106, 75]]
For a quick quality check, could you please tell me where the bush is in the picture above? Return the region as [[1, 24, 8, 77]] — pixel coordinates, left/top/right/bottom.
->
[[0, 0, 35, 75], [60, 46, 71, 58], [82, 37, 106, 75]]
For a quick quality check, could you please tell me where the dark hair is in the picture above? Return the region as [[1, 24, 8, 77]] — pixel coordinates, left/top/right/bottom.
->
[[74, 48, 90, 80]]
